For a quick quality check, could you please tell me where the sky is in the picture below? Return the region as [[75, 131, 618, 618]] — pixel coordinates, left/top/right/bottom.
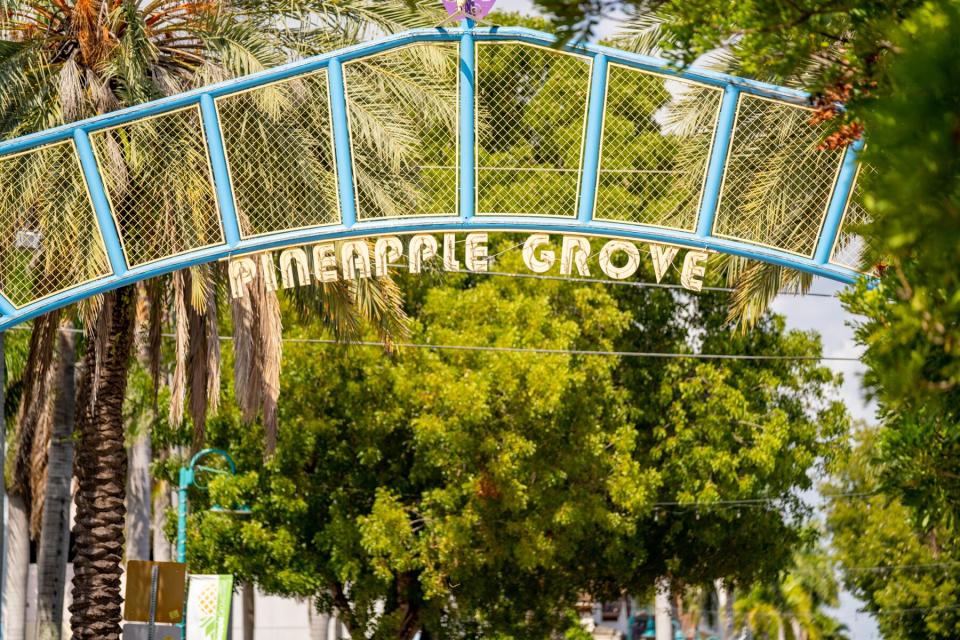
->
[[492, 0, 881, 636]]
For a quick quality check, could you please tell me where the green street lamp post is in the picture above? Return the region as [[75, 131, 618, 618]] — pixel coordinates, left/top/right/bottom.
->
[[176, 448, 246, 564]]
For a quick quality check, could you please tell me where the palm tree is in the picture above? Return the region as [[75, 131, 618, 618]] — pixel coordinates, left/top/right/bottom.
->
[[615, 15, 858, 327], [34, 323, 77, 640], [734, 549, 849, 640], [2, 0, 449, 636], [3, 312, 59, 639]]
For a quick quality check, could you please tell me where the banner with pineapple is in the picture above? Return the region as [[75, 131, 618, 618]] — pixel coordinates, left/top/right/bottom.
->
[[186, 575, 234, 640]]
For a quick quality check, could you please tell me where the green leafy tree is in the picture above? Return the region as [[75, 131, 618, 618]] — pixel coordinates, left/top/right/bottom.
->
[[0, 0, 446, 636], [190, 251, 642, 639], [527, 0, 960, 546], [603, 272, 848, 594], [184, 237, 848, 639], [529, 0, 915, 124], [839, 0, 960, 532], [825, 425, 960, 639]]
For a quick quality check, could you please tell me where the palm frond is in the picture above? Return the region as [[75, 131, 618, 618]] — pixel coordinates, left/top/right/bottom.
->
[[722, 256, 811, 328], [229, 271, 282, 454], [169, 269, 188, 428]]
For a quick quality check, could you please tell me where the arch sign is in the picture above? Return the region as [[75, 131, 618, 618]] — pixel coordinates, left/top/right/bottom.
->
[[229, 233, 711, 299], [0, 25, 869, 331]]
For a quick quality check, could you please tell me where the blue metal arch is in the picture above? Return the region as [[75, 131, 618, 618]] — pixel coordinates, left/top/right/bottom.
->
[[0, 25, 866, 331]]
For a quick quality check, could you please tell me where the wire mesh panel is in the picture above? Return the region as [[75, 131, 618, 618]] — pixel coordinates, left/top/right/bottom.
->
[[476, 43, 591, 217], [595, 64, 722, 230], [91, 107, 223, 266], [831, 165, 874, 271], [0, 142, 110, 307], [344, 43, 459, 219], [713, 95, 844, 257], [217, 70, 340, 237]]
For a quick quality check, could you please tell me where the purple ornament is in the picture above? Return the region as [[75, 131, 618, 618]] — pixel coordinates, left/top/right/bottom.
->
[[441, 0, 496, 20]]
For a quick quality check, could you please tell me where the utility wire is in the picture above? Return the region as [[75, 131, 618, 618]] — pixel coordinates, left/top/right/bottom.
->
[[649, 492, 876, 507], [12, 326, 860, 362], [463, 268, 840, 298], [842, 562, 960, 573], [873, 604, 960, 615], [385, 243, 842, 298], [225, 337, 863, 362]]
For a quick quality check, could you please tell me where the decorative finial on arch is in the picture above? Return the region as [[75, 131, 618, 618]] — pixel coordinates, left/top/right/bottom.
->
[[441, 0, 496, 22]]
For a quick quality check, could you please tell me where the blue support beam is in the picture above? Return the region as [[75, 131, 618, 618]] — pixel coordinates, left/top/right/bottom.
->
[[0, 293, 16, 316], [328, 58, 358, 228], [0, 215, 866, 332], [459, 30, 476, 220], [815, 138, 865, 264], [73, 129, 128, 277], [696, 85, 740, 238], [578, 54, 608, 224], [200, 94, 242, 246], [0, 27, 813, 161]]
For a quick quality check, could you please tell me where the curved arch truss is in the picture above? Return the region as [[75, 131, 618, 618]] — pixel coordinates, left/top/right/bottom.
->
[[0, 26, 868, 330]]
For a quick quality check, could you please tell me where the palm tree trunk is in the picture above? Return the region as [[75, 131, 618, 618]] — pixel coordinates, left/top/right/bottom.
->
[[151, 482, 172, 562], [69, 287, 137, 640], [242, 583, 255, 640], [790, 619, 803, 640], [308, 599, 330, 640], [126, 431, 151, 561], [4, 493, 30, 640], [5, 313, 60, 639], [714, 579, 735, 640], [655, 578, 672, 640], [34, 326, 77, 640]]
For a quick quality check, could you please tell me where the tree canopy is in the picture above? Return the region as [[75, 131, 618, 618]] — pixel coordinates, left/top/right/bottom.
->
[[182, 239, 848, 639], [839, 0, 960, 533], [826, 425, 960, 639]]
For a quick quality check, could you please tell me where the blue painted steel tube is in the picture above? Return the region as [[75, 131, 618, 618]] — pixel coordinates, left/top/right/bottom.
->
[[328, 58, 358, 228], [695, 85, 741, 238], [578, 54, 609, 223], [0, 27, 815, 162], [73, 129, 128, 276], [0, 216, 868, 331], [0, 293, 17, 316], [176, 467, 190, 564], [200, 94, 242, 246], [176, 468, 189, 636], [814, 138, 865, 264], [459, 31, 476, 220]]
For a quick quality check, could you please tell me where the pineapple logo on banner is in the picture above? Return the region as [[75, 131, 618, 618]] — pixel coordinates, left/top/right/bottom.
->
[[186, 575, 234, 640]]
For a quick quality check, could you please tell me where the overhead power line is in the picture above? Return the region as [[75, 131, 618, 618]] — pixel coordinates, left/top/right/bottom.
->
[[649, 492, 876, 507], [464, 269, 841, 299], [843, 562, 960, 573], [12, 326, 861, 362], [244, 337, 863, 362]]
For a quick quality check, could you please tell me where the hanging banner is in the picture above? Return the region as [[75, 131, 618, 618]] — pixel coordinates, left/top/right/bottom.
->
[[186, 575, 233, 640]]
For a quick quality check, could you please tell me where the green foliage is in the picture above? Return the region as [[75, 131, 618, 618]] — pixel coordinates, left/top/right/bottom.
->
[[735, 543, 848, 640], [825, 426, 960, 639], [185, 238, 847, 638], [610, 282, 848, 590], [530, 0, 917, 106], [840, 0, 960, 531]]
